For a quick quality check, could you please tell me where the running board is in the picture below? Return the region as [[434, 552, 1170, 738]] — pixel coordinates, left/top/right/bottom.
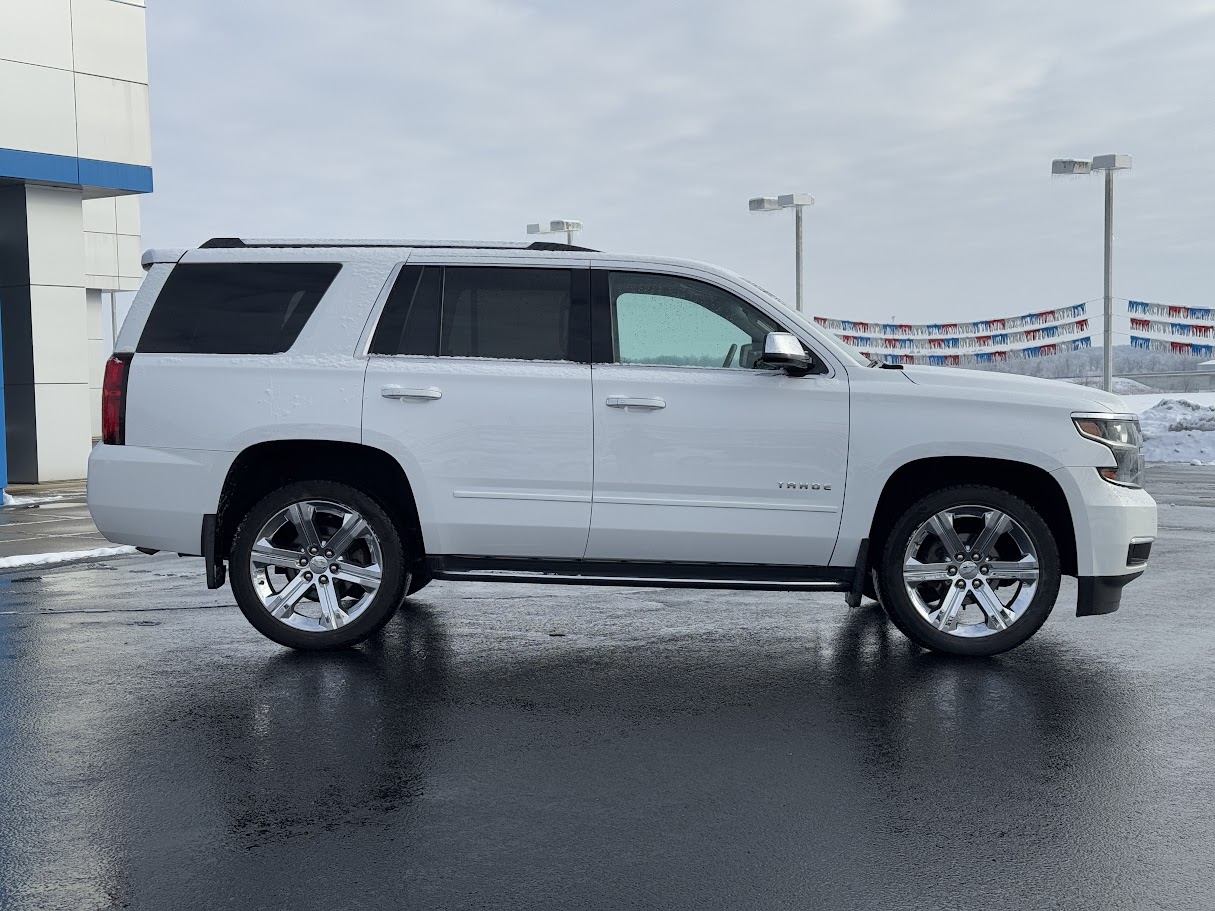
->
[[429, 556, 852, 593]]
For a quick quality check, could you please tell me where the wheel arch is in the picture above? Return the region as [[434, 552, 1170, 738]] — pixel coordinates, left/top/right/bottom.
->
[[867, 457, 1077, 577], [215, 440, 425, 564]]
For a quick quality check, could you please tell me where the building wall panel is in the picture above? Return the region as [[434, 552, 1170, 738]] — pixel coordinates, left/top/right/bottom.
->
[[30, 285, 89, 385], [33, 382, 92, 480], [0, 0, 73, 70], [0, 60, 78, 158], [114, 194, 141, 235], [24, 186, 86, 287], [82, 197, 118, 233], [84, 229, 119, 280], [71, 0, 149, 84], [117, 233, 141, 278], [74, 73, 152, 167]]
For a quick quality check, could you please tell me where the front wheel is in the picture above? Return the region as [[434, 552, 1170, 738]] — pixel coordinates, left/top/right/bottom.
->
[[230, 481, 409, 650], [875, 485, 1060, 657]]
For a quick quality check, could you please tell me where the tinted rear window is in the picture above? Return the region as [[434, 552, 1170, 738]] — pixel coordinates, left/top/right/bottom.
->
[[368, 265, 442, 356], [137, 262, 341, 354], [442, 267, 572, 360], [370, 265, 575, 361]]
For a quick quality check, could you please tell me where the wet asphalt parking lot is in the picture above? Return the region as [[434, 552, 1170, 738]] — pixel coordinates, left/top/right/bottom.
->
[[1, 466, 1213, 910]]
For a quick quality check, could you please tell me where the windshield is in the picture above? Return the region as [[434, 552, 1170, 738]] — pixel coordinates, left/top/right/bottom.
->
[[691, 265, 875, 368], [832, 334, 878, 367], [727, 274, 874, 366]]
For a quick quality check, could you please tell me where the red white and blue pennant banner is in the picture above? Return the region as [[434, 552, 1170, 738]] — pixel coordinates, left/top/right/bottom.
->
[[1129, 300, 1213, 321], [819, 299, 1215, 363], [815, 303, 1086, 336], [1129, 318, 1214, 338], [1127, 301, 1214, 354], [839, 318, 1089, 351], [1130, 336, 1214, 357], [863, 337, 1092, 366]]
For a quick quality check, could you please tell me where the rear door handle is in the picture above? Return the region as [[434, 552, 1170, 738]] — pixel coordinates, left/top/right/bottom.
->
[[606, 395, 666, 410], [382, 385, 442, 400]]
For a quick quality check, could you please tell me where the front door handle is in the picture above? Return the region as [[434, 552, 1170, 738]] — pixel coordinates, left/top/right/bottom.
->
[[382, 385, 442, 400], [606, 395, 666, 410]]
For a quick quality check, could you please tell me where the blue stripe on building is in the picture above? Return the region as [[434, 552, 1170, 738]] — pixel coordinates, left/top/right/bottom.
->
[[0, 147, 153, 194]]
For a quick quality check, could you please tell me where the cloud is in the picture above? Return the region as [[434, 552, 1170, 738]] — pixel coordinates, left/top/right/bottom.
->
[[144, 0, 1215, 324]]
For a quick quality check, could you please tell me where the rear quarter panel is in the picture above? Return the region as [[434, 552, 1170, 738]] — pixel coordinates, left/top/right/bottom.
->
[[96, 253, 397, 550], [123, 252, 395, 458]]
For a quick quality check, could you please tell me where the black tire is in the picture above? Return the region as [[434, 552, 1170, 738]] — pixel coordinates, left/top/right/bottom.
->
[[230, 481, 409, 650], [875, 485, 1060, 657]]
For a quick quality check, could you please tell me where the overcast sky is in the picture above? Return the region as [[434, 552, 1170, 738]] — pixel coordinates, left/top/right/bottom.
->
[[142, 0, 1215, 328]]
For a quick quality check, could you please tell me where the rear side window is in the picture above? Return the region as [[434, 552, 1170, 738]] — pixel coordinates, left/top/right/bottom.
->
[[369, 265, 442, 356], [370, 265, 578, 361], [137, 262, 341, 354]]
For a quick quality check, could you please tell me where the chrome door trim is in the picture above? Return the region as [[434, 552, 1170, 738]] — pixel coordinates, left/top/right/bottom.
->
[[592, 494, 838, 513], [451, 490, 591, 503]]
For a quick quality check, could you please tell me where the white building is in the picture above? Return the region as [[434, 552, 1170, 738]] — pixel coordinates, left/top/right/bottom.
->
[[0, 0, 150, 483]]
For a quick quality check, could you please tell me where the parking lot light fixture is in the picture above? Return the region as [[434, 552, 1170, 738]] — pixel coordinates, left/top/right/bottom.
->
[[527, 219, 584, 246], [1051, 159, 1092, 176], [748, 193, 815, 312], [1051, 154, 1132, 393]]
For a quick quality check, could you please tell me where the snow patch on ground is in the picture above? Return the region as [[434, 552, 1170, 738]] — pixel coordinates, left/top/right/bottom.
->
[[0, 546, 138, 571], [1132, 397, 1215, 464], [1120, 391, 1215, 412], [2, 493, 68, 508]]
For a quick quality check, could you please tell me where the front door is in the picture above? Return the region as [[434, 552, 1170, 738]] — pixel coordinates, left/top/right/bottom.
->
[[586, 269, 849, 567], [363, 261, 593, 558]]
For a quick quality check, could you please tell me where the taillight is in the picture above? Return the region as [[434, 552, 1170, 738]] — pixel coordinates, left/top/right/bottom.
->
[[101, 354, 132, 445]]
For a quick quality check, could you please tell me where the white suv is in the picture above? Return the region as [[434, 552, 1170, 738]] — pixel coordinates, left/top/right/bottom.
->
[[87, 238, 1157, 657]]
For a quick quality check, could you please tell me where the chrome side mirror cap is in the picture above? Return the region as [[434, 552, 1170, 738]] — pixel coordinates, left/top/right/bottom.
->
[[758, 332, 814, 375]]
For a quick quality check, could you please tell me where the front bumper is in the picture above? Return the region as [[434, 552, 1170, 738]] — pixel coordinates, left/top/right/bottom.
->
[[1050, 466, 1157, 617], [1077, 572, 1144, 617]]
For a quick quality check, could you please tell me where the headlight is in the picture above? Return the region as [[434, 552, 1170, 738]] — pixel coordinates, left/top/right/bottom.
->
[[1073, 415, 1145, 488]]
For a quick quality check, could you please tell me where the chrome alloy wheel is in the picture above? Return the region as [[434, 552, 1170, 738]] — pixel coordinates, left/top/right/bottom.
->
[[901, 505, 1040, 638], [248, 499, 384, 633]]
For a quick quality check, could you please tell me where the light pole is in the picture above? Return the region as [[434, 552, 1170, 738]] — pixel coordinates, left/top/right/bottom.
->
[[1051, 154, 1132, 393], [749, 193, 814, 312], [527, 219, 583, 246]]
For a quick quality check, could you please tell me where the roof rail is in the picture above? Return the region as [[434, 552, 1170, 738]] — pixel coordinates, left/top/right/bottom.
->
[[199, 237, 598, 253]]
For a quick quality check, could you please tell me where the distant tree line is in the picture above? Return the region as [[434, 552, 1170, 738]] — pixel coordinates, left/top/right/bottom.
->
[[976, 346, 1211, 379]]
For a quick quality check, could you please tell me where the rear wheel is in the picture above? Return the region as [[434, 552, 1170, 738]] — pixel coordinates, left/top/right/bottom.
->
[[230, 481, 409, 649], [875, 485, 1060, 657]]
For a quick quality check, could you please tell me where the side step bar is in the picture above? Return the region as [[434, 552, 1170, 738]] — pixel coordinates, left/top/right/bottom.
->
[[429, 556, 852, 593]]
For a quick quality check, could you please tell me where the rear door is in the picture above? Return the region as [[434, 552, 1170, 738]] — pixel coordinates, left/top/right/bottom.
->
[[362, 258, 593, 558]]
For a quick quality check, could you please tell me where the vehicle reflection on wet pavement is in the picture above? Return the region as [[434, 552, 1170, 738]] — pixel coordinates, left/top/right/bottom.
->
[[0, 466, 1212, 910]]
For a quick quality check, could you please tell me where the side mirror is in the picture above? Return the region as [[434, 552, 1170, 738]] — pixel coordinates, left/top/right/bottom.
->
[[758, 332, 814, 376]]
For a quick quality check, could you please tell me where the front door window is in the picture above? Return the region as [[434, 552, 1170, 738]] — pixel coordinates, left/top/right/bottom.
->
[[609, 272, 782, 369]]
